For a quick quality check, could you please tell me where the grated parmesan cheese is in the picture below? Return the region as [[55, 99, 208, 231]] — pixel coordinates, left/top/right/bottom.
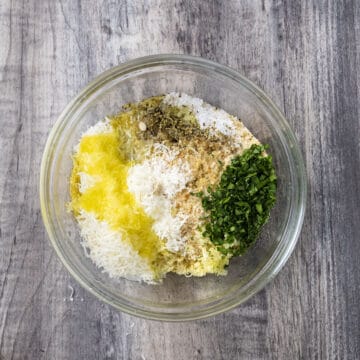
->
[[127, 145, 191, 252], [163, 92, 237, 136], [83, 117, 113, 136], [77, 210, 156, 283]]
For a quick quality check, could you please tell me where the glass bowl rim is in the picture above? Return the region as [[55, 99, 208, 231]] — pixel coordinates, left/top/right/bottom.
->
[[40, 54, 307, 321]]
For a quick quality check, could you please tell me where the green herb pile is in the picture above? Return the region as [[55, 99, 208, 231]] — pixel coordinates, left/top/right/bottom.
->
[[198, 144, 277, 256], [123, 96, 203, 142]]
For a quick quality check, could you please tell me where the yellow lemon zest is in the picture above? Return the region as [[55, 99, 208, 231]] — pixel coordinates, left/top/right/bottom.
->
[[70, 130, 164, 272]]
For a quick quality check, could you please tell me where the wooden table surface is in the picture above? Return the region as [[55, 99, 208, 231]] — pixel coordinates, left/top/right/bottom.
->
[[1, 1, 359, 359]]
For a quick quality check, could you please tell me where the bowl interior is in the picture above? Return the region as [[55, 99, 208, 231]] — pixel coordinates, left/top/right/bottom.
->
[[41, 56, 305, 320]]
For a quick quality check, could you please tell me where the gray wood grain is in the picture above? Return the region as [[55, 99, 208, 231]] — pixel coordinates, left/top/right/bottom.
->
[[0, 0, 359, 359]]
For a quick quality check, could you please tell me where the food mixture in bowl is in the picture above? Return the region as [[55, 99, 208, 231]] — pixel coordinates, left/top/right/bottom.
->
[[69, 93, 277, 283]]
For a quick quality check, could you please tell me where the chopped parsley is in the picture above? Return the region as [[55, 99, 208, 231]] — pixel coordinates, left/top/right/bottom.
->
[[198, 144, 277, 256]]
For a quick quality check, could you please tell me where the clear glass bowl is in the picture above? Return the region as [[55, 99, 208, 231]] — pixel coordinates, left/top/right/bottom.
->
[[40, 54, 306, 321]]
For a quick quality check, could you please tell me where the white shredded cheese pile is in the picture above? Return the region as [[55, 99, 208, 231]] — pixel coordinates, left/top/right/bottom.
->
[[83, 117, 112, 136], [77, 210, 155, 283], [127, 144, 191, 252], [163, 92, 237, 136]]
